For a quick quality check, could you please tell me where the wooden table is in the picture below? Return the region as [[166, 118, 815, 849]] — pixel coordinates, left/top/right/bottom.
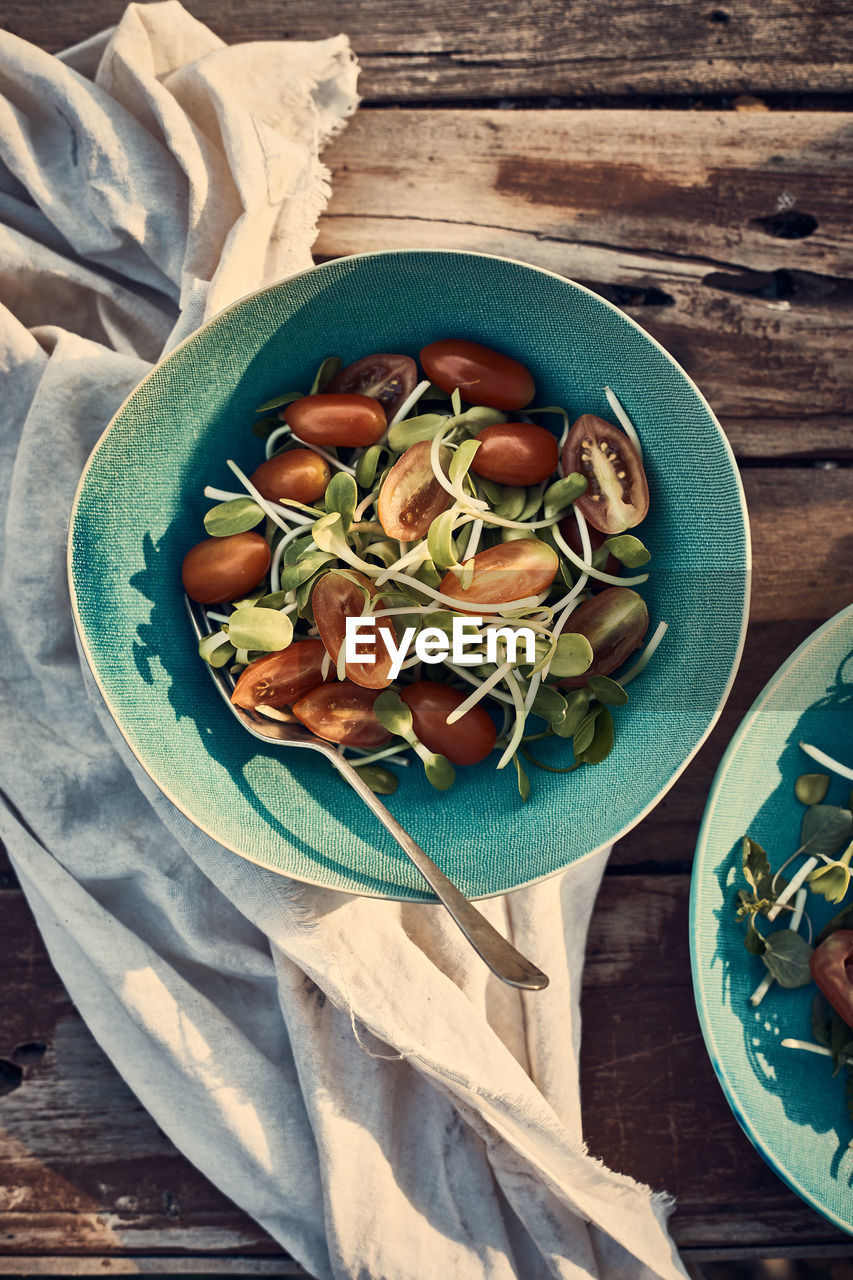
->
[[2, 1, 852, 1272]]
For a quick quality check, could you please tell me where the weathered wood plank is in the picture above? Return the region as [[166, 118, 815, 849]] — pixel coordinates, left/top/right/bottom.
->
[[0, 1261, 308, 1276], [316, 109, 853, 457], [5, 0, 852, 100], [2, 873, 848, 1253]]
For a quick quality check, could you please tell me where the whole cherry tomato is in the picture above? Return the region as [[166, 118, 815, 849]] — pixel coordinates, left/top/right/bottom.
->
[[326, 353, 417, 419], [284, 394, 386, 448], [250, 449, 331, 506], [439, 540, 558, 611], [558, 515, 620, 580], [312, 570, 396, 689], [810, 929, 853, 1026], [231, 639, 329, 710], [470, 422, 558, 486], [561, 414, 649, 535], [401, 681, 496, 766], [377, 441, 452, 542], [182, 531, 270, 605], [419, 339, 535, 411], [556, 587, 649, 687], [292, 681, 392, 748]]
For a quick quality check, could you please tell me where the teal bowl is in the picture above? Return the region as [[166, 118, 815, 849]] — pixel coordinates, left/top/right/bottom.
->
[[69, 250, 749, 900], [691, 603, 853, 1231]]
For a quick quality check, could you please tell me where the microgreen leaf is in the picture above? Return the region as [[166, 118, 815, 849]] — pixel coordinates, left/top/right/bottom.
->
[[760, 929, 813, 988], [812, 991, 834, 1048], [198, 631, 236, 668], [742, 837, 774, 899], [309, 356, 343, 395], [816, 903, 853, 947], [547, 633, 594, 679], [519, 487, 544, 521], [543, 474, 588, 517], [279, 552, 335, 593], [453, 405, 507, 434], [451, 387, 462, 416], [795, 773, 831, 805], [312, 512, 350, 556], [373, 689, 414, 738], [572, 706, 603, 757], [227, 607, 293, 653], [513, 752, 531, 802], [387, 413, 448, 453], [255, 391, 303, 413], [423, 753, 455, 790], [603, 534, 651, 568], [253, 415, 285, 439], [807, 856, 853, 904], [530, 685, 568, 727], [449, 438, 481, 488], [491, 486, 528, 520], [353, 764, 399, 795], [744, 915, 766, 956], [427, 509, 459, 570], [553, 688, 590, 738], [355, 445, 385, 490], [203, 498, 265, 537], [255, 590, 290, 610], [576, 704, 614, 765], [588, 675, 628, 706], [800, 805, 853, 857], [324, 471, 358, 531]]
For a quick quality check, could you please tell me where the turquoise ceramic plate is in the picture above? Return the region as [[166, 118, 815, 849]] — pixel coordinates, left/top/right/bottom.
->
[[69, 250, 749, 900], [691, 602, 853, 1232]]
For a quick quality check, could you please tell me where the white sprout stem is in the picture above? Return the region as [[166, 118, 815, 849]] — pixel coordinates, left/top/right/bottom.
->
[[349, 742, 412, 768], [320, 651, 332, 680], [523, 670, 542, 717], [387, 379, 432, 428], [496, 667, 528, 769], [265, 424, 292, 458], [551, 521, 649, 587], [205, 610, 232, 625], [799, 742, 853, 782], [269, 523, 316, 593], [430, 423, 488, 511], [767, 857, 819, 921], [373, 533, 454, 588], [446, 661, 513, 723], [226, 460, 296, 535], [255, 706, 297, 722], [749, 888, 807, 1007], [463, 517, 484, 560], [306, 443, 357, 476], [781, 1039, 853, 1064], [604, 386, 643, 461], [619, 621, 669, 685], [353, 489, 379, 522]]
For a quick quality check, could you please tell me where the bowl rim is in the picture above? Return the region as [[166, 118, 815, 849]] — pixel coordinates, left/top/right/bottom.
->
[[68, 247, 752, 900], [689, 600, 853, 1233]]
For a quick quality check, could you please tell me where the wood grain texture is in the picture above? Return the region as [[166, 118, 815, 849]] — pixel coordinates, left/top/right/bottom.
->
[[316, 109, 853, 459], [3, 0, 852, 100]]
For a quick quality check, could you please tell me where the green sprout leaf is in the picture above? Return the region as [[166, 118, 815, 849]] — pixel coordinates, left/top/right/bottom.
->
[[387, 413, 448, 453], [203, 498, 265, 537], [795, 773, 831, 805], [252, 415, 285, 439], [255, 391, 303, 413], [576, 705, 614, 765], [744, 914, 766, 956], [530, 684, 568, 727], [742, 837, 774, 899], [547, 633, 594, 679], [279, 551, 335, 593], [572, 705, 603, 757], [353, 763, 399, 795], [324, 471, 358, 531], [451, 387, 462, 416], [602, 533, 651, 568], [355, 445, 385, 490], [543, 474, 588, 517], [227, 607, 293, 653], [427, 508, 459, 570], [588, 675, 628, 706], [449, 438, 480, 488], [553, 687, 591, 738], [312, 511, 351, 557], [309, 356, 343, 395], [198, 631, 236, 668], [493, 486, 528, 520], [373, 689, 415, 738], [423, 753, 455, 790], [761, 929, 813, 988], [513, 752, 531, 802], [800, 804, 853, 858]]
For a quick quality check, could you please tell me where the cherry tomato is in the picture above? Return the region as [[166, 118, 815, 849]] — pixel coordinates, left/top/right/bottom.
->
[[377, 441, 452, 542], [250, 449, 331, 506], [182, 531, 270, 605], [326, 353, 417, 419], [470, 422, 558, 486], [231, 639, 329, 710], [561, 414, 649, 535], [810, 930, 853, 1026], [292, 681, 392, 748], [558, 516, 620, 580], [283, 394, 386, 448], [312, 570, 396, 689], [556, 587, 649, 687], [439, 540, 558, 611], [401, 681, 496, 766], [419, 339, 535, 411]]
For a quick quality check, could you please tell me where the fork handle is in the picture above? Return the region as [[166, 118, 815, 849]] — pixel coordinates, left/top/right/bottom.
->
[[329, 753, 549, 991]]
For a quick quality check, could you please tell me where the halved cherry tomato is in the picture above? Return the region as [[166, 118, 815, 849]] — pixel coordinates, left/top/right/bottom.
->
[[284, 394, 386, 448], [231, 639, 329, 710], [419, 339, 535, 411], [558, 516, 621, 580], [312, 570, 396, 689], [250, 449, 331, 505], [810, 930, 853, 1026], [438, 540, 558, 611], [378, 441, 452, 542], [556, 587, 649, 687], [326, 353, 417, 419], [292, 681, 392, 748], [182, 531, 270, 605], [561, 414, 649, 535], [471, 423, 558, 486], [401, 681, 496, 766]]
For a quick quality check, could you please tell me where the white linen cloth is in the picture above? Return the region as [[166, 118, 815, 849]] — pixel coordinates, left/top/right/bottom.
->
[[0, 6, 686, 1276]]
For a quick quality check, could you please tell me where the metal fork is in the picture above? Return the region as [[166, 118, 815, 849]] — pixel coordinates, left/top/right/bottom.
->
[[185, 595, 548, 990]]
